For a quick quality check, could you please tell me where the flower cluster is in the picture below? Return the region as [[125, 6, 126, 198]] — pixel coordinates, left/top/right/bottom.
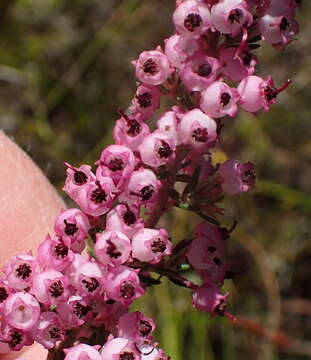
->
[[0, 0, 301, 359]]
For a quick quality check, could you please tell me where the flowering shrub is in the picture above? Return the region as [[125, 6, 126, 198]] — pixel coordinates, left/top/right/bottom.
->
[[0, 0, 301, 359]]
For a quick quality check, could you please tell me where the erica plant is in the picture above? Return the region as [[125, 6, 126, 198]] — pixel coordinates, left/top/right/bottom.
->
[[0, 0, 301, 359]]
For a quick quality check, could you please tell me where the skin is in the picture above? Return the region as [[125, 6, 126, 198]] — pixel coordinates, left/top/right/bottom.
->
[[0, 131, 66, 360]]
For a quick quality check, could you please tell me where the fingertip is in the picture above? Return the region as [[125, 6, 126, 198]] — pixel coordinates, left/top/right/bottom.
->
[[0, 131, 65, 265]]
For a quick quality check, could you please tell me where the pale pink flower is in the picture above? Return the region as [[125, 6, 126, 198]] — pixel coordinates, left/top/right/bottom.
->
[[132, 228, 172, 264], [64, 344, 101, 360], [211, 0, 253, 36], [96, 145, 136, 187], [4, 292, 40, 331], [219, 46, 257, 82], [200, 81, 239, 118], [54, 208, 90, 253], [31, 270, 70, 306], [180, 51, 219, 91], [30, 312, 64, 349], [237, 75, 290, 113], [101, 337, 140, 360], [102, 266, 145, 306], [138, 131, 176, 168], [94, 231, 132, 267], [4, 254, 37, 291], [134, 48, 172, 85], [179, 108, 217, 153], [173, 0, 212, 36], [106, 204, 144, 238]]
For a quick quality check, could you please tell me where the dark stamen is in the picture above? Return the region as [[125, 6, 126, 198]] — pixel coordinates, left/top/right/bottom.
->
[[196, 63, 212, 77], [49, 326, 62, 340], [74, 171, 88, 185], [140, 185, 154, 201], [127, 119, 141, 137], [151, 238, 167, 253], [192, 128, 209, 142], [54, 242, 69, 258], [136, 92, 153, 108], [208, 246, 217, 253], [228, 8, 243, 23], [143, 59, 158, 75], [264, 85, 277, 101], [73, 302, 91, 318], [220, 92, 231, 106], [9, 331, 22, 348], [15, 263, 32, 280], [158, 140, 173, 159], [106, 240, 122, 259], [280, 17, 290, 31], [49, 280, 64, 298], [81, 277, 99, 292], [213, 257, 221, 266], [0, 286, 8, 302], [109, 158, 124, 171], [214, 299, 226, 316], [184, 13, 202, 32], [64, 220, 78, 236], [120, 281, 135, 299], [241, 163, 256, 185], [119, 352, 135, 360], [241, 51, 252, 67], [123, 209, 136, 226], [91, 181, 107, 204], [139, 320, 153, 336]]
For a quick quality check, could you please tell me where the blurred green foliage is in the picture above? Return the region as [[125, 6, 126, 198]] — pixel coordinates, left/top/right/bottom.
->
[[0, 1, 311, 359]]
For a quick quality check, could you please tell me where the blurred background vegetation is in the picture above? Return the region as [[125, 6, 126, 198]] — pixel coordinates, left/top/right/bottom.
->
[[0, 0, 310, 359]]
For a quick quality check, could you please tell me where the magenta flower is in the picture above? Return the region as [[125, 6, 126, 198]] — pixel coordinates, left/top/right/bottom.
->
[[156, 109, 181, 142], [118, 311, 155, 344], [63, 163, 95, 199], [0, 324, 33, 351], [219, 46, 257, 82], [258, 1, 299, 47], [72, 177, 116, 217], [187, 222, 225, 270], [192, 284, 229, 316], [219, 159, 256, 194]]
